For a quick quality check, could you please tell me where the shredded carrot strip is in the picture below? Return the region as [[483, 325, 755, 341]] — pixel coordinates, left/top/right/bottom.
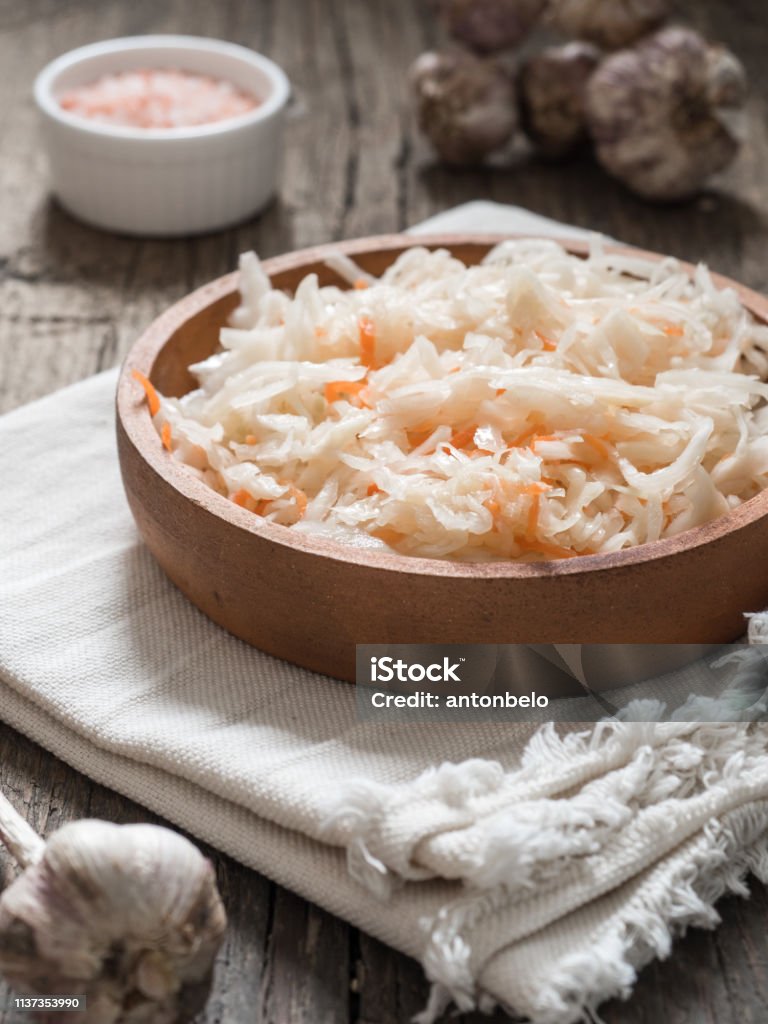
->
[[359, 316, 376, 368], [509, 429, 535, 449], [367, 483, 382, 496], [530, 434, 558, 449], [354, 278, 369, 290], [449, 424, 477, 450], [449, 366, 460, 374], [233, 490, 273, 516], [324, 379, 368, 405], [526, 492, 541, 538], [535, 329, 557, 352], [485, 498, 501, 518], [245, 434, 257, 445], [581, 433, 612, 459], [406, 422, 435, 449], [132, 369, 160, 417], [407, 432, 430, 449], [289, 486, 307, 519], [161, 422, 172, 451], [373, 527, 403, 546], [496, 388, 506, 397], [519, 482, 551, 539]]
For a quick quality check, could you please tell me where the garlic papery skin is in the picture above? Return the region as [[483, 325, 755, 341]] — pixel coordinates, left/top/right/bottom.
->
[[585, 26, 747, 201], [519, 41, 601, 157], [410, 50, 517, 166], [439, 0, 547, 54], [0, 820, 227, 1023], [550, 0, 670, 49], [0, 793, 44, 869]]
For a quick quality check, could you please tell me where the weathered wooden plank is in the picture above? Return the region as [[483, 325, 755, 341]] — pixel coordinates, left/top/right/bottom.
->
[[354, 931, 430, 1024], [261, 888, 351, 1024], [2, 2, 768, 1024]]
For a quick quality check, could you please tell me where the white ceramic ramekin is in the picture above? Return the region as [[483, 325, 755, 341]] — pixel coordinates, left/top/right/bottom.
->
[[34, 35, 290, 237]]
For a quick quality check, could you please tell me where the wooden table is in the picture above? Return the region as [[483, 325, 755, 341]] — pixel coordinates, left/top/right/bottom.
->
[[1, 1, 768, 1021]]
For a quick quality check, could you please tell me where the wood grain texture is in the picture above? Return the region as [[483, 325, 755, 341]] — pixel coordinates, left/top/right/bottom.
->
[[1, 1, 768, 1022]]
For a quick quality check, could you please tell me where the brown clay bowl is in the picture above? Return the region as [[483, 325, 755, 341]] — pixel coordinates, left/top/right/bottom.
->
[[116, 234, 768, 682]]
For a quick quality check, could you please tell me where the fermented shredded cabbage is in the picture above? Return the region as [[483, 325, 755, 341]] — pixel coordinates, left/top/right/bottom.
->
[[152, 239, 768, 561]]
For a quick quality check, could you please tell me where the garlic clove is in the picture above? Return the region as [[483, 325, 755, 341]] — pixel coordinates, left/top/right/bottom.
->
[[549, 0, 670, 49], [584, 26, 747, 201], [705, 47, 749, 143], [410, 50, 518, 166], [519, 41, 602, 157], [0, 820, 226, 1023], [136, 951, 180, 1000], [437, 0, 548, 54]]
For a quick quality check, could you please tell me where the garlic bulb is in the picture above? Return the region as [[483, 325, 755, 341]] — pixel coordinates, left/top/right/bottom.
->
[[410, 50, 517, 165], [0, 801, 226, 1024], [585, 27, 747, 200], [519, 42, 601, 156], [438, 0, 547, 54], [550, 0, 670, 49]]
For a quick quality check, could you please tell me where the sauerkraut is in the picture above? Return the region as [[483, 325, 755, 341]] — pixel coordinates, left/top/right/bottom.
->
[[147, 239, 768, 561]]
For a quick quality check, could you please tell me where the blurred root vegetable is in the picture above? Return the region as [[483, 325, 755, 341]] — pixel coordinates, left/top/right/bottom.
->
[[410, 50, 517, 165], [0, 792, 227, 1024], [519, 42, 601, 156], [550, 0, 670, 49], [436, 0, 547, 53], [585, 26, 747, 200]]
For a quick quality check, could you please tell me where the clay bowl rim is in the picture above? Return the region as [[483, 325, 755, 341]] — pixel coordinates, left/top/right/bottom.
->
[[117, 231, 768, 582]]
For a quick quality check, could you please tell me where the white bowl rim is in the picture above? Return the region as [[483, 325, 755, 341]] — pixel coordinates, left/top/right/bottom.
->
[[33, 34, 291, 142]]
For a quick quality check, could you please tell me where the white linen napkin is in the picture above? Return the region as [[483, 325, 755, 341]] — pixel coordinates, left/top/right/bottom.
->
[[1, 202, 768, 1024]]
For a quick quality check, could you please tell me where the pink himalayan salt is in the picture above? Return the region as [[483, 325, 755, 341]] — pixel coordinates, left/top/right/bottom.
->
[[58, 68, 260, 129]]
